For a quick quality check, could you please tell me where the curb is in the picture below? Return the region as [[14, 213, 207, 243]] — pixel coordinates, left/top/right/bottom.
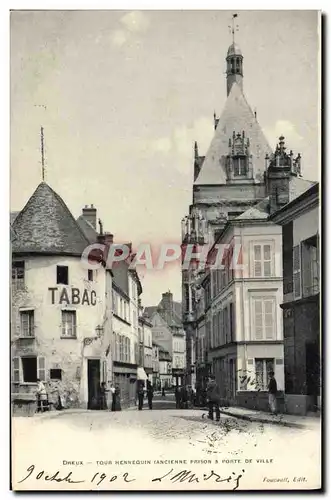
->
[[219, 410, 306, 429]]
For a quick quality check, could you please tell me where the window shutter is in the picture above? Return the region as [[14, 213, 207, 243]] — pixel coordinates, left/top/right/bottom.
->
[[102, 360, 107, 383], [12, 357, 20, 383], [264, 300, 275, 340], [254, 245, 262, 277], [263, 244, 272, 277], [293, 245, 302, 298], [37, 357, 46, 382], [254, 299, 263, 340]]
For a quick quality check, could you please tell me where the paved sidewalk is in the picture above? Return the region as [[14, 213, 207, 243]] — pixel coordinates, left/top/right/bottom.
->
[[218, 406, 321, 429]]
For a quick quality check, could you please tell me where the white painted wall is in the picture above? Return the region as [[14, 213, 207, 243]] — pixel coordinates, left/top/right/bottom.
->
[[293, 206, 319, 246]]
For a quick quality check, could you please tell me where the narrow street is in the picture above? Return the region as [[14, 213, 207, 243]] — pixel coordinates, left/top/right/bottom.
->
[[12, 407, 321, 491]]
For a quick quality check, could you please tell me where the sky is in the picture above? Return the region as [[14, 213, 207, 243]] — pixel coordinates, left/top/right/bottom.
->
[[10, 10, 320, 306]]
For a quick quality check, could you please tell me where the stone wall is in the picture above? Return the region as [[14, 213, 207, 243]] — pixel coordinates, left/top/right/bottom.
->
[[236, 391, 285, 413]]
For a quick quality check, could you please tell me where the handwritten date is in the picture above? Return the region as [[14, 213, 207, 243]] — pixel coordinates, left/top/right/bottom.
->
[[18, 465, 245, 490]]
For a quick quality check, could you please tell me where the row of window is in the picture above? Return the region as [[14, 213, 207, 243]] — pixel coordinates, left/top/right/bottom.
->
[[211, 303, 235, 348], [144, 354, 153, 369], [19, 310, 77, 338], [112, 289, 130, 323], [211, 247, 235, 298], [12, 262, 95, 290], [211, 243, 273, 299], [213, 357, 276, 392], [114, 334, 132, 363], [293, 236, 319, 299]]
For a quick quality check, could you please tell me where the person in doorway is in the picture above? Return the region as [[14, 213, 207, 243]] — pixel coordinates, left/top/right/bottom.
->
[[146, 380, 154, 410], [206, 375, 221, 421], [110, 383, 116, 411], [268, 371, 278, 415], [137, 382, 144, 410], [36, 379, 48, 413], [99, 382, 108, 410]]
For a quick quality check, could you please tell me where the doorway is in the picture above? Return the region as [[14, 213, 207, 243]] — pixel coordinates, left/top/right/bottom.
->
[[88, 359, 100, 410]]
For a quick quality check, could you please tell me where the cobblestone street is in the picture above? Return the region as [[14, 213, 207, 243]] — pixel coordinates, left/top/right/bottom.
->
[[12, 407, 321, 491]]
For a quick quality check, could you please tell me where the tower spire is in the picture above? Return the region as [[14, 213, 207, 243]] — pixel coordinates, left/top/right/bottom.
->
[[226, 14, 243, 96]]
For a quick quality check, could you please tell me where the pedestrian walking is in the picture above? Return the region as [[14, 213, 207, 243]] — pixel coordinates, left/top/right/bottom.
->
[[137, 382, 144, 410], [162, 387, 165, 397], [175, 386, 181, 409], [112, 384, 121, 411], [181, 386, 188, 409], [99, 382, 108, 410], [206, 375, 221, 421], [36, 379, 48, 413], [146, 380, 154, 410], [268, 371, 278, 415]]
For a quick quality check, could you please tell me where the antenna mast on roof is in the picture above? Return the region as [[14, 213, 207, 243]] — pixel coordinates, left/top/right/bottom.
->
[[34, 104, 47, 182], [228, 13, 239, 44]]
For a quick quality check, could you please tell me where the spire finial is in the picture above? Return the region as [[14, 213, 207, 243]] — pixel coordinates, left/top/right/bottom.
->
[[229, 13, 239, 44]]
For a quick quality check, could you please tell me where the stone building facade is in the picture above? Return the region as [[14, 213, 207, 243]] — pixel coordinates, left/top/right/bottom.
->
[[11, 182, 113, 412], [271, 183, 320, 415], [182, 36, 316, 410]]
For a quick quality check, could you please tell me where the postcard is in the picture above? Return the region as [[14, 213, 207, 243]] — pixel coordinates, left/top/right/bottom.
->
[[10, 9, 321, 491]]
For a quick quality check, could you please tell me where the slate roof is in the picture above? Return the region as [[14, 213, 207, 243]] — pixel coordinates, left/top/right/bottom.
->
[[144, 306, 158, 320], [144, 300, 183, 329], [11, 182, 90, 256], [76, 215, 98, 244], [235, 177, 316, 222], [236, 197, 270, 221], [288, 176, 316, 202], [194, 82, 272, 185], [10, 211, 20, 225]]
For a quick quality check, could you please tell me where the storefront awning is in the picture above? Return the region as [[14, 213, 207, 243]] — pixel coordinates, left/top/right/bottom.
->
[[137, 367, 148, 381]]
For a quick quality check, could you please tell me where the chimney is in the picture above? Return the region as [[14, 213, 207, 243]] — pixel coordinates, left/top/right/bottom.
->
[[104, 232, 114, 246], [82, 204, 97, 229]]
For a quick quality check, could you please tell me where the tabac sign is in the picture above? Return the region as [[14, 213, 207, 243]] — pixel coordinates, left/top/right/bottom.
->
[[48, 287, 97, 306]]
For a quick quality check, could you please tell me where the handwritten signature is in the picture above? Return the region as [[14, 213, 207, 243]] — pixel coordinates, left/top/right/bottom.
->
[[18, 465, 245, 490], [152, 468, 245, 490]]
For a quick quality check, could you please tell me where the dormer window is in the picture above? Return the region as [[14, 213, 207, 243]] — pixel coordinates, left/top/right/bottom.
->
[[233, 155, 247, 176]]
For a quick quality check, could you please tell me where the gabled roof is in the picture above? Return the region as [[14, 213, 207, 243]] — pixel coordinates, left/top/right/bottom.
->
[[11, 182, 90, 256], [194, 82, 272, 185], [144, 306, 158, 319], [289, 176, 316, 202]]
